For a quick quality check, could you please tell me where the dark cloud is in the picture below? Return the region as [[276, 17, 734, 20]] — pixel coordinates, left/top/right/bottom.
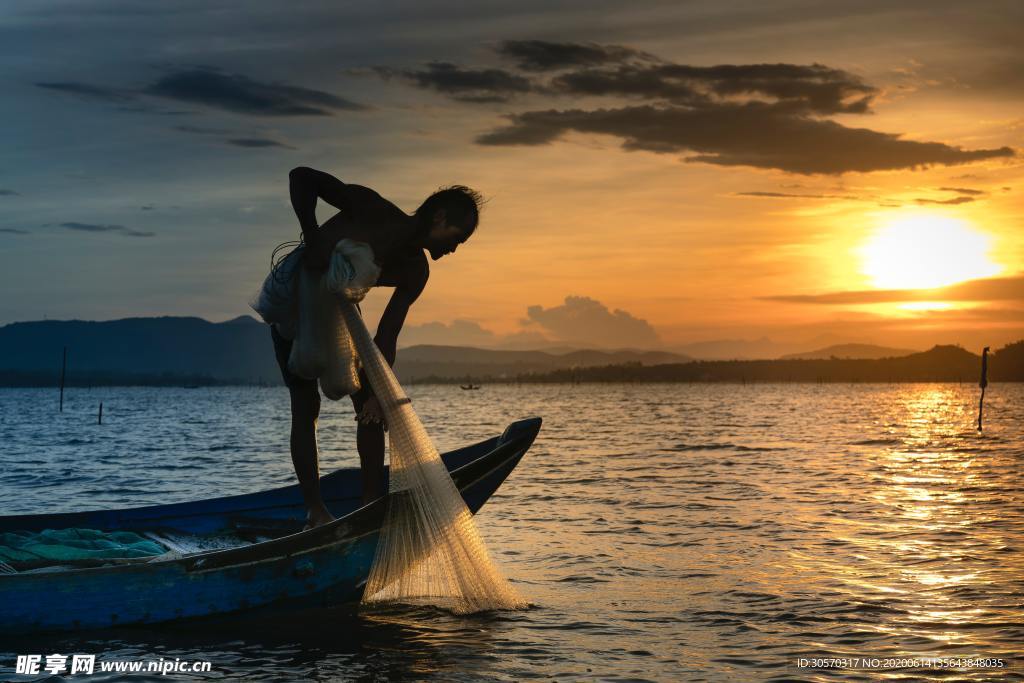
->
[[938, 186, 985, 195], [397, 45, 874, 115], [175, 123, 292, 148], [59, 222, 154, 238], [37, 70, 366, 118], [371, 40, 1013, 175], [525, 295, 660, 348], [548, 62, 875, 114], [912, 185, 988, 204], [0, 189, 20, 196], [764, 275, 1024, 305], [144, 69, 366, 116], [547, 65, 703, 105], [737, 191, 853, 200], [374, 62, 532, 103], [34, 81, 136, 103], [914, 196, 975, 205], [226, 137, 294, 149], [497, 40, 654, 72], [173, 124, 231, 135], [140, 205, 155, 211], [477, 103, 1014, 174], [0, 228, 29, 234]]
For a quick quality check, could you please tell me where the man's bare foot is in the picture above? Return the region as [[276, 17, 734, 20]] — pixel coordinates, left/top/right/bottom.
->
[[303, 507, 335, 530]]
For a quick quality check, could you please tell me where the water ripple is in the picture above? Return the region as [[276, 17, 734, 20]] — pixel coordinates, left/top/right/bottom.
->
[[1, 383, 1022, 681]]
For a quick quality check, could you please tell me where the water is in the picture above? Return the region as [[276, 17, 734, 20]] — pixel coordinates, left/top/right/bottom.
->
[[1, 383, 1022, 681]]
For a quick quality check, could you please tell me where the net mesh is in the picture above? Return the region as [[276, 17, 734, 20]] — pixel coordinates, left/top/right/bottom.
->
[[289, 265, 362, 400], [337, 301, 527, 614]]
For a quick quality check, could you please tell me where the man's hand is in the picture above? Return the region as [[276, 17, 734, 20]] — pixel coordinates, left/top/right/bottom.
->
[[356, 395, 387, 430]]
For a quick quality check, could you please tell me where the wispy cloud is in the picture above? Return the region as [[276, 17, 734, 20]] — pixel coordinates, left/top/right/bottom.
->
[[736, 191, 855, 200], [764, 276, 1024, 305], [938, 186, 985, 196], [226, 137, 294, 149], [0, 227, 29, 234], [34, 81, 135, 103], [0, 189, 21, 196], [144, 69, 366, 116], [59, 222, 154, 238], [914, 196, 975, 205], [173, 124, 231, 135], [497, 40, 656, 72], [373, 62, 531, 103], [37, 69, 366, 117]]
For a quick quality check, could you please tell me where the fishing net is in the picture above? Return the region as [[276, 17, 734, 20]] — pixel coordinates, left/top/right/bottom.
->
[[289, 264, 360, 400], [336, 301, 527, 614], [287, 240, 380, 400]]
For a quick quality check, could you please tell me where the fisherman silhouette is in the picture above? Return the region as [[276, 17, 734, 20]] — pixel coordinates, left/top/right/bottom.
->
[[253, 167, 482, 528]]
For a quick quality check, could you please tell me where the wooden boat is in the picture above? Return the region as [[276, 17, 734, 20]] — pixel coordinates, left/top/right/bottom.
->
[[0, 417, 541, 635]]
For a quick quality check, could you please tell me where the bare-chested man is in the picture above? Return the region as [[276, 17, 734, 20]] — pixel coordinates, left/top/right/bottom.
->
[[256, 166, 481, 528]]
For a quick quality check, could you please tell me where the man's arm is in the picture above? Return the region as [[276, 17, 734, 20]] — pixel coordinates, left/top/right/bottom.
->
[[289, 166, 354, 268], [353, 258, 428, 423], [289, 167, 350, 233], [374, 274, 425, 366]]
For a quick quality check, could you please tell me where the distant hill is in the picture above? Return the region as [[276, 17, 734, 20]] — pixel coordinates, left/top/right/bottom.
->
[[673, 334, 861, 360], [2, 315, 1017, 385], [500, 343, 1024, 383], [781, 343, 917, 360], [992, 340, 1024, 381], [674, 337, 794, 360], [0, 316, 690, 386], [0, 315, 280, 385], [395, 345, 691, 382]]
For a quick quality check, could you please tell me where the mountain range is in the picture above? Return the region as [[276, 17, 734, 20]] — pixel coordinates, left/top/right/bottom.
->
[[2, 315, 1010, 385], [0, 316, 690, 386], [780, 343, 918, 360]]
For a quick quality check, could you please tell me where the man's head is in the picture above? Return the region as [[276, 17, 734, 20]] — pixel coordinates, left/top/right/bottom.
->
[[415, 185, 482, 260]]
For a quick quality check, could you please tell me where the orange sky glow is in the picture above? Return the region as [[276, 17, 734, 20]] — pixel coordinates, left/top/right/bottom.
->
[[2, 2, 1021, 355]]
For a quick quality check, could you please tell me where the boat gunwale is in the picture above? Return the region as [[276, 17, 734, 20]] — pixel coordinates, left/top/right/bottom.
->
[[0, 437, 505, 531], [0, 420, 540, 580]]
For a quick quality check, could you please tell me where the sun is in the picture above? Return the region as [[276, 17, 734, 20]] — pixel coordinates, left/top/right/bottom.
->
[[859, 213, 1001, 290]]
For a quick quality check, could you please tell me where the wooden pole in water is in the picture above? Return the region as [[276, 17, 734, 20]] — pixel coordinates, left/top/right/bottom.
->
[[59, 346, 67, 412], [98, 402, 103, 425], [977, 346, 989, 432]]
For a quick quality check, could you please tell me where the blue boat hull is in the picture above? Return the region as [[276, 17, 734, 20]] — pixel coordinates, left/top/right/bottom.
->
[[0, 417, 541, 634]]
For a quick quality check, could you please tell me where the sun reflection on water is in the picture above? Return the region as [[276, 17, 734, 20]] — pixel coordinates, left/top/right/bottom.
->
[[834, 385, 1008, 656]]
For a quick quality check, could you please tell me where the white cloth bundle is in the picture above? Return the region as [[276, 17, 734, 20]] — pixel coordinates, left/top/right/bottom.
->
[[250, 246, 304, 340], [252, 239, 380, 399]]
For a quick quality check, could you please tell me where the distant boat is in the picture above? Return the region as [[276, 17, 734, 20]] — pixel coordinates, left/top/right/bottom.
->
[[460, 384, 481, 390]]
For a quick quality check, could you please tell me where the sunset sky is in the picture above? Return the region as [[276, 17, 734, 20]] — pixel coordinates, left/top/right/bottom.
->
[[1, 1, 1021, 354]]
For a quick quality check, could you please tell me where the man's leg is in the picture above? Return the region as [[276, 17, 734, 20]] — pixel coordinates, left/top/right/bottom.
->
[[272, 327, 334, 528], [357, 421, 386, 505], [352, 387, 386, 505], [289, 383, 334, 527]]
